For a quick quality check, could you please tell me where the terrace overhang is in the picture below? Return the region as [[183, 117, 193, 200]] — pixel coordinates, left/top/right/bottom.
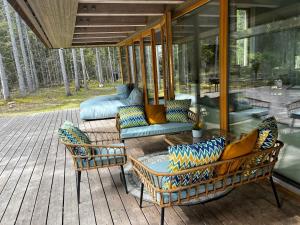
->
[[8, 0, 186, 48]]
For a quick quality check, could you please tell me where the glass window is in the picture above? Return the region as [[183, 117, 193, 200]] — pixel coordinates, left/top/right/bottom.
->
[[172, 0, 220, 129], [229, 0, 300, 185]]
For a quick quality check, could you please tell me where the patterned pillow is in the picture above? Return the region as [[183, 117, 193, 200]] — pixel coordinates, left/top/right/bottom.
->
[[118, 105, 148, 129], [256, 116, 278, 149], [163, 137, 225, 190], [166, 99, 191, 123], [58, 123, 91, 156]]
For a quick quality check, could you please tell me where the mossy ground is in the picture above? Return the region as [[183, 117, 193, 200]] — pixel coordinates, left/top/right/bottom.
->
[[0, 80, 120, 117]]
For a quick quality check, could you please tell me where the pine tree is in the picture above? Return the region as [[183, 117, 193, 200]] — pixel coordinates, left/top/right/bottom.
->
[[58, 49, 71, 96], [72, 49, 80, 91], [0, 52, 10, 100]]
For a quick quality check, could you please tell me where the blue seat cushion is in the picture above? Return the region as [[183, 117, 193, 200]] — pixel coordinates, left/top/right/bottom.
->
[[76, 143, 126, 169], [80, 99, 127, 120], [120, 122, 193, 139], [80, 94, 120, 108]]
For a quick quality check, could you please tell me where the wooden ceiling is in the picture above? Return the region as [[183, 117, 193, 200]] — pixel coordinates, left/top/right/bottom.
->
[[8, 0, 185, 48]]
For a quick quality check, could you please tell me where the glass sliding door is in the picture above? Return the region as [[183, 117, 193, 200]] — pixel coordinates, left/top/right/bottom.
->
[[172, 0, 221, 129], [229, 0, 300, 185]]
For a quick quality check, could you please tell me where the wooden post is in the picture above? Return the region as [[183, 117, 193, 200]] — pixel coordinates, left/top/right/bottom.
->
[[125, 46, 132, 84], [132, 43, 138, 86], [140, 38, 148, 105], [161, 26, 168, 101], [118, 47, 124, 84], [165, 12, 175, 99], [151, 29, 159, 105], [219, 0, 229, 132]]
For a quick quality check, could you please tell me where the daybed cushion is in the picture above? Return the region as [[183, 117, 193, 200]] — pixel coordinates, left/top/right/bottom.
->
[[117, 84, 131, 99], [217, 129, 258, 175], [120, 122, 193, 139], [126, 88, 143, 105], [118, 105, 148, 129], [80, 94, 120, 108], [80, 99, 127, 120], [145, 104, 167, 124], [166, 99, 191, 123]]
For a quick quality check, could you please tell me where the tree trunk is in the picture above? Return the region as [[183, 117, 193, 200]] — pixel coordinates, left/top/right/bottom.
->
[[0, 53, 10, 100], [3, 0, 26, 96], [80, 48, 88, 90], [72, 49, 80, 91], [15, 12, 34, 92], [95, 48, 104, 84], [58, 49, 71, 96], [25, 26, 39, 89], [108, 47, 115, 83]]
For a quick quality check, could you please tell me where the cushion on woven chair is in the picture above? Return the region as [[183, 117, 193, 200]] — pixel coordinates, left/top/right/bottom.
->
[[118, 105, 149, 129], [256, 116, 278, 149], [145, 104, 167, 124], [58, 122, 91, 156], [166, 99, 191, 123], [216, 129, 258, 176], [162, 137, 225, 190]]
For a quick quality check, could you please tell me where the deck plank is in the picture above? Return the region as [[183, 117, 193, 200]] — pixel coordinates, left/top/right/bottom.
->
[[0, 111, 298, 225]]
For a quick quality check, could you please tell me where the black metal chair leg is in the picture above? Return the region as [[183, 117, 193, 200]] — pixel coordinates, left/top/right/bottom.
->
[[160, 207, 165, 225], [270, 176, 281, 208], [139, 183, 144, 208], [120, 165, 128, 194], [77, 171, 81, 203]]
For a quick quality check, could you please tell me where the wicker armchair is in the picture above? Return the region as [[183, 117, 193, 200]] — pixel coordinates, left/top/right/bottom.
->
[[130, 140, 284, 225], [287, 100, 300, 127], [60, 131, 128, 203]]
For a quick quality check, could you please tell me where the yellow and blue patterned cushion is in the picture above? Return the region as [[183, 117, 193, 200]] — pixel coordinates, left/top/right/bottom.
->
[[256, 117, 278, 149], [58, 122, 91, 156], [119, 105, 149, 129], [162, 137, 225, 190], [166, 99, 191, 123]]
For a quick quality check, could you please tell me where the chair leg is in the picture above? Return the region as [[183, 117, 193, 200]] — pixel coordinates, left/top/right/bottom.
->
[[160, 207, 165, 225], [120, 165, 128, 194], [77, 171, 81, 203], [139, 183, 144, 208], [270, 176, 281, 208]]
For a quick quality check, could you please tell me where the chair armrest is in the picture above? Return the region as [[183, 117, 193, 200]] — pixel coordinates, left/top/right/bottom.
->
[[116, 113, 121, 132], [188, 110, 197, 123]]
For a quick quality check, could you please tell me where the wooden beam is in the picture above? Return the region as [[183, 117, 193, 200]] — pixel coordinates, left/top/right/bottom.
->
[[140, 38, 148, 105], [125, 46, 132, 84], [118, 47, 124, 84], [160, 26, 168, 101], [132, 44, 138, 86], [151, 29, 159, 105], [165, 12, 174, 99], [77, 3, 164, 16], [219, 0, 229, 132], [74, 33, 129, 38], [75, 16, 148, 27], [79, 0, 184, 4], [173, 0, 209, 20], [74, 27, 137, 33]]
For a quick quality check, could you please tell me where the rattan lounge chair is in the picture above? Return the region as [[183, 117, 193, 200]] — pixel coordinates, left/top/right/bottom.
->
[[130, 140, 284, 225], [60, 131, 128, 203]]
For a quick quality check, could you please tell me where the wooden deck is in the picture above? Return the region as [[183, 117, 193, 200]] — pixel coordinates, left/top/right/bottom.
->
[[0, 109, 300, 225]]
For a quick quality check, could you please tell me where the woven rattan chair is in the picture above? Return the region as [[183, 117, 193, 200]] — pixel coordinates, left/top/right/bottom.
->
[[130, 140, 284, 225], [60, 131, 128, 203]]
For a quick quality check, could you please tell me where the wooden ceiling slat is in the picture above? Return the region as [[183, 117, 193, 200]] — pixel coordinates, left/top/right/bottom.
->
[[74, 33, 129, 38], [74, 27, 137, 34], [27, 0, 78, 48], [77, 3, 164, 16], [76, 16, 148, 26], [78, 0, 184, 4]]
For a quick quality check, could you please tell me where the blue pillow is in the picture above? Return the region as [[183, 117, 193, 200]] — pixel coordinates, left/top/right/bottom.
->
[[162, 137, 225, 190], [117, 84, 130, 99], [127, 88, 143, 105]]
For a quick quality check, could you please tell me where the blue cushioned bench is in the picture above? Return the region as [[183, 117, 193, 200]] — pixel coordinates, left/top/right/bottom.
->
[[116, 110, 196, 140]]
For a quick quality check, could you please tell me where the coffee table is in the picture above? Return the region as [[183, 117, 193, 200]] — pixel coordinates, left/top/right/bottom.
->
[[165, 129, 235, 146]]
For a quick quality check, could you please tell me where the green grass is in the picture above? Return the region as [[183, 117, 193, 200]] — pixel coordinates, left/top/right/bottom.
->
[[0, 80, 121, 117]]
